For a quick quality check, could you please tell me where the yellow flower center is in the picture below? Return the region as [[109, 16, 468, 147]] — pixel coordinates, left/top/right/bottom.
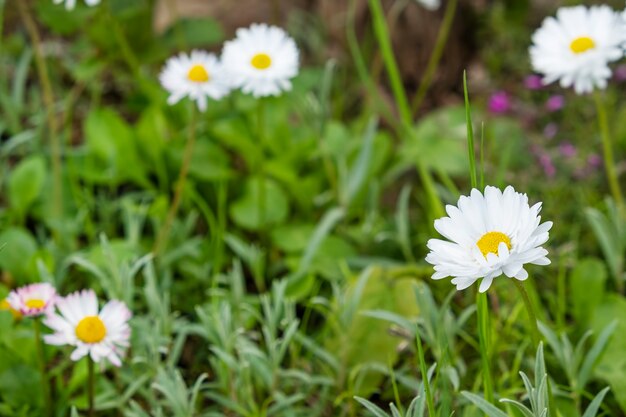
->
[[25, 299, 45, 309], [187, 64, 210, 83], [476, 232, 511, 257], [251, 53, 272, 70], [570, 36, 595, 54], [75, 316, 107, 344]]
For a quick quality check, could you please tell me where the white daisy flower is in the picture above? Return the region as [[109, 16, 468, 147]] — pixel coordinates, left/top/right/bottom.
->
[[221, 23, 300, 98], [159, 50, 231, 112], [43, 290, 132, 367], [7, 283, 56, 317], [425, 186, 552, 293], [52, 0, 100, 10], [530, 5, 626, 94]]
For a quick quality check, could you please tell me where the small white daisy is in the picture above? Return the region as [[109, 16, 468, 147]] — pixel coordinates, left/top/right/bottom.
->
[[425, 186, 552, 293], [530, 5, 626, 94], [159, 50, 231, 112], [7, 283, 56, 317], [221, 23, 300, 98], [43, 290, 131, 367], [52, 0, 100, 10]]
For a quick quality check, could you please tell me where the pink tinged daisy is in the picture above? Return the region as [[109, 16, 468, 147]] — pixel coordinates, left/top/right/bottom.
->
[[7, 283, 56, 317], [221, 23, 300, 98], [52, 0, 100, 10], [529, 5, 626, 95], [425, 186, 552, 293], [159, 50, 231, 112], [43, 290, 132, 367]]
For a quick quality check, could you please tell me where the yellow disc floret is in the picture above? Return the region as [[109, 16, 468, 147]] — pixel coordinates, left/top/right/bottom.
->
[[187, 64, 210, 83], [75, 316, 107, 344], [570, 36, 595, 54], [251, 53, 272, 70], [25, 299, 45, 309], [477, 232, 511, 257]]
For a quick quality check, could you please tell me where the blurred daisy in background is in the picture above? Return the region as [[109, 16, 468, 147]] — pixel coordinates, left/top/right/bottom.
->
[[53, 0, 100, 10], [530, 5, 626, 94], [222, 23, 299, 98], [44, 290, 132, 367], [159, 50, 231, 112], [7, 283, 56, 317], [425, 186, 552, 293]]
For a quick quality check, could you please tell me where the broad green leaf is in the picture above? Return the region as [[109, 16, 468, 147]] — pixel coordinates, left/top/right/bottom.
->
[[590, 295, 626, 412], [0, 227, 38, 283], [8, 155, 46, 218], [230, 177, 289, 231], [570, 258, 607, 324]]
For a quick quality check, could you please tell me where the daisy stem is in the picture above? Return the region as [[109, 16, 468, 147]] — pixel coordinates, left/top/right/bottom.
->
[[87, 357, 95, 417], [34, 318, 52, 417], [415, 327, 437, 417], [476, 292, 494, 403], [154, 105, 198, 257], [513, 279, 540, 347], [16, 0, 63, 239], [593, 91, 624, 215], [257, 99, 267, 233]]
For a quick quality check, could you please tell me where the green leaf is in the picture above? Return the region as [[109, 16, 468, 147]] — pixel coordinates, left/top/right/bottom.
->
[[590, 295, 626, 413], [400, 106, 469, 176], [327, 267, 419, 396], [229, 177, 289, 231], [461, 392, 508, 417], [354, 396, 390, 417], [570, 257, 608, 325], [8, 155, 46, 218], [582, 387, 611, 417], [0, 227, 38, 283]]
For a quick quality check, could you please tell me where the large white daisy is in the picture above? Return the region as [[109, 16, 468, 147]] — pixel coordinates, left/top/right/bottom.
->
[[52, 0, 100, 10], [221, 23, 300, 98], [159, 50, 231, 112], [425, 186, 552, 293], [530, 5, 626, 94], [43, 290, 132, 367], [7, 283, 56, 317]]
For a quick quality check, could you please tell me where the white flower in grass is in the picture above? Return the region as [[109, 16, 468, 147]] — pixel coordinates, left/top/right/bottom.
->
[[7, 283, 56, 317], [425, 186, 552, 293], [159, 50, 231, 112], [530, 5, 626, 94], [44, 290, 132, 367], [53, 0, 100, 10], [221, 23, 299, 98]]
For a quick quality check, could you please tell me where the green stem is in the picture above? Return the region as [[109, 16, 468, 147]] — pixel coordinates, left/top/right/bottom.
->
[[411, 0, 459, 115], [593, 92, 624, 213], [154, 105, 198, 256], [16, 0, 63, 236], [257, 99, 267, 233], [34, 319, 51, 417], [476, 292, 494, 403], [513, 279, 540, 347], [88, 357, 95, 417], [416, 328, 437, 417]]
